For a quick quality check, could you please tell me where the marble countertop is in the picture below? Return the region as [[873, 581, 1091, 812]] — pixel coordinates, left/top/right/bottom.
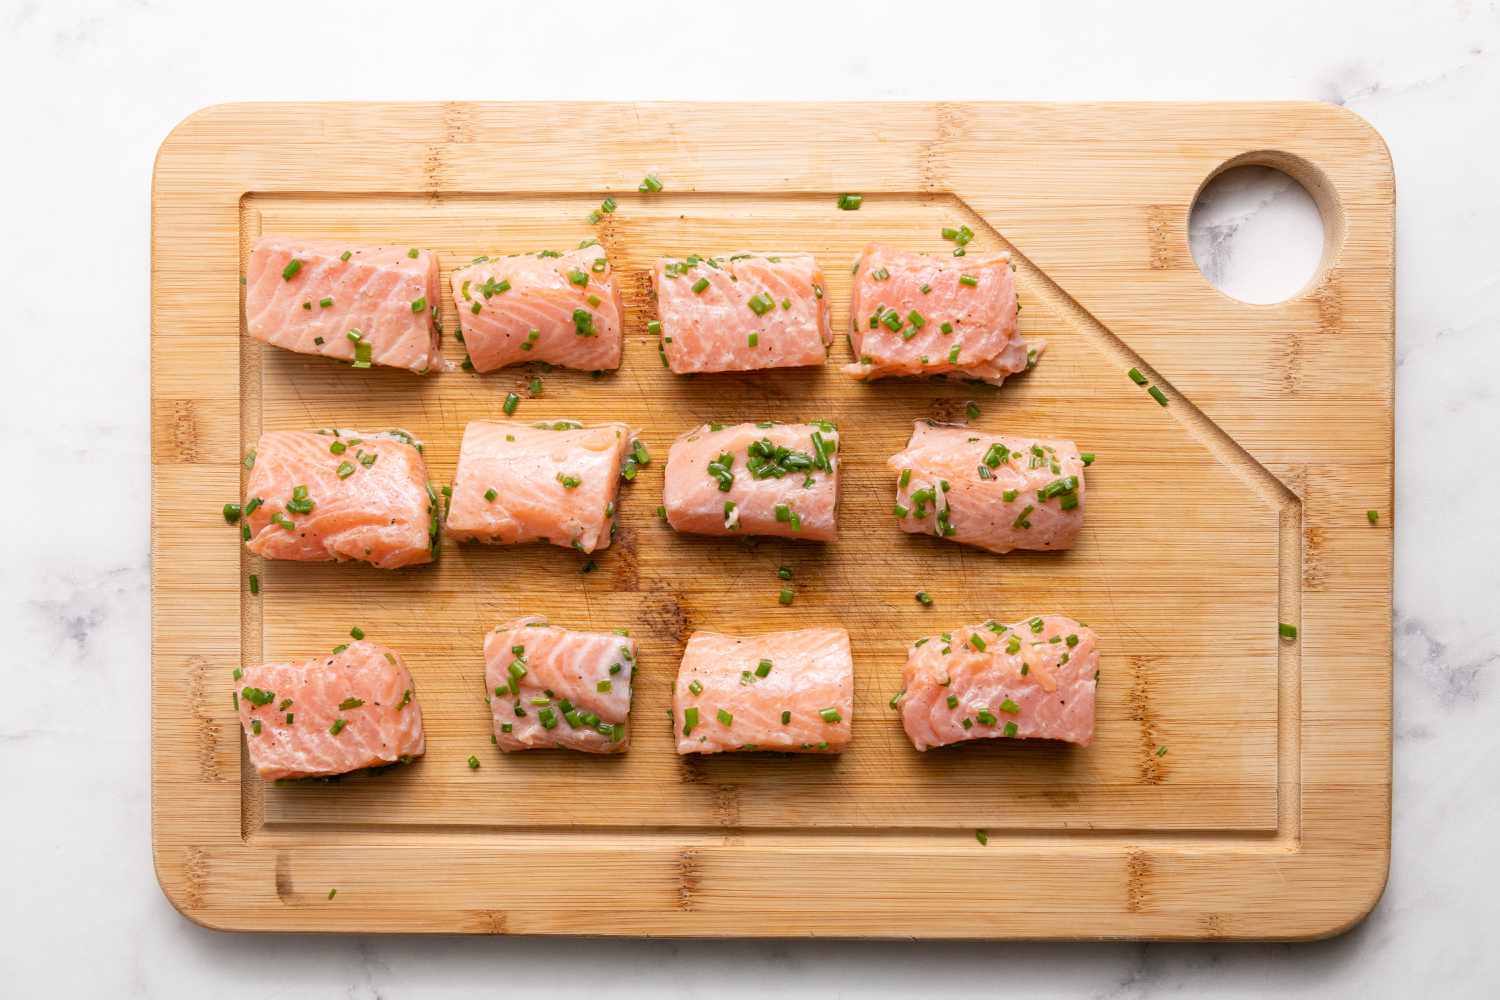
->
[[5, 0, 1497, 995]]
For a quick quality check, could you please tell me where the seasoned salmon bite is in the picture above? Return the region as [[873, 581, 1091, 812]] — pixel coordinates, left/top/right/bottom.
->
[[662, 421, 841, 541], [245, 237, 442, 373], [446, 420, 634, 554], [451, 245, 624, 373], [844, 243, 1038, 385], [241, 429, 438, 569], [652, 252, 832, 373], [235, 640, 426, 781], [889, 422, 1085, 554], [673, 628, 854, 755], [894, 616, 1099, 750], [484, 617, 636, 752]]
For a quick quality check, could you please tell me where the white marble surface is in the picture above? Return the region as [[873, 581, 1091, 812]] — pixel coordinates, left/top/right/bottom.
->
[[3, 0, 1497, 995]]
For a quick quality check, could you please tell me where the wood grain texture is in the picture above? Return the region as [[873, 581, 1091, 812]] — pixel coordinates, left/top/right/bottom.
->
[[151, 102, 1393, 939]]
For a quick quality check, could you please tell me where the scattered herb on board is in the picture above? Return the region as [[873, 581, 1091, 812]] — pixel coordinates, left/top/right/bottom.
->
[[837, 193, 863, 210]]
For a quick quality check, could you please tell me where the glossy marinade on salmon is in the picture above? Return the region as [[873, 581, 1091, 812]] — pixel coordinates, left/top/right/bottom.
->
[[662, 421, 841, 541], [244, 237, 442, 373], [241, 429, 438, 569], [894, 615, 1098, 750], [844, 243, 1038, 385], [445, 420, 634, 554], [235, 640, 426, 780], [888, 421, 1085, 554], [672, 628, 853, 755], [484, 616, 636, 752], [652, 252, 832, 373], [450, 244, 623, 373]]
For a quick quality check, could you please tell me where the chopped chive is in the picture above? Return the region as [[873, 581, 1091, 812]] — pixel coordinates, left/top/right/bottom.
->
[[907, 310, 926, 329], [969, 633, 987, 652], [467, 755, 480, 770], [410, 296, 426, 313], [568, 269, 588, 286], [248, 574, 260, 595], [946, 694, 959, 709], [573, 308, 595, 336], [1366, 509, 1379, 524], [976, 709, 997, 725], [1012, 504, 1034, 529], [1081, 452, 1096, 466], [528, 376, 543, 396], [748, 332, 759, 347], [939, 321, 954, 335], [639, 174, 663, 192], [716, 708, 733, 727], [947, 344, 961, 364], [1279, 623, 1298, 639], [1003, 722, 1018, 737], [682, 706, 699, 736], [688, 679, 703, 696], [965, 401, 980, 420], [692, 277, 710, 294], [503, 392, 519, 416], [958, 274, 977, 287], [837, 193, 863, 210], [556, 473, 581, 489], [601, 196, 617, 214], [483, 488, 497, 502], [999, 698, 1020, 715], [755, 658, 773, 678], [778, 588, 794, 606], [329, 719, 347, 735], [280, 260, 302, 280], [1148, 385, 1168, 406], [539, 707, 557, 730], [349, 626, 364, 640], [340, 250, 352, 262], [222, 502, 242, 524], [352, 341, 372, 369], [646, 319, 662, 335], [777, 566, 793, 581], [1128, 367, 1148, 385], [975, 829, 989, 845], [819, 707, 842, 724], [915, 591, 933, 606], [407, 248, 419, 259]]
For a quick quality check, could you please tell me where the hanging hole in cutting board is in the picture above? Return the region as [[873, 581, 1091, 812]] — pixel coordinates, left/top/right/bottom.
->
[[1189, 161, 1331, 305]]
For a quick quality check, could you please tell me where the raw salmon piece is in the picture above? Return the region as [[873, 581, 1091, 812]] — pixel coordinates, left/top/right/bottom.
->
[[895, 616, 1098, 750], [245, 237, 442, 373], [662, 421, 841, 541], [673, 628, 854, 755], [843, 243, 1040, 385], [445, 420, 633, 554], [236, 640, 425, 780], [242, 429, 437, 570], [888, 421, 1084, 554], [450, 245, 623, 373], [652, 252, 832, 373], [484, 616, 636, 752]]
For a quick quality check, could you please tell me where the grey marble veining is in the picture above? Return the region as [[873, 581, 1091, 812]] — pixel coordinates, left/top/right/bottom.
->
[[3, 0, 1498, 995]]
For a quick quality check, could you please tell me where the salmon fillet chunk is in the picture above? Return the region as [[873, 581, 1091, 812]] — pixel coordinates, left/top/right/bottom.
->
[[888, 422, 1085, 554], [896, 616, 1099, 750], [662, 421, 841, 541], [236, 640, 426, 780], [673, 628, 854, 755], [844, 243, 1039, 385], [450, 245, 624, 373], [484, 617, 636, 752], [446, 420, 633, 554], [652, 252, 832, 373], [245, 237, 442, 373], [242, 429, 438, 570]]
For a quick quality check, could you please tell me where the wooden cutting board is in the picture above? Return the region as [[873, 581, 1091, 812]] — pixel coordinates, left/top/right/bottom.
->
[[150, 102, 1393, 939]]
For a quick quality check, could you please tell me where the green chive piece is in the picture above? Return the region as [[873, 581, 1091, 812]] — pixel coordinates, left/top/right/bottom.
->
[[837, 193, 863, 210], [1128, 367, 1148, 385], [410, 296, 427, 313], [1148, 385, 1168, 406], [688, 679, 703, 696], [777, 566, 793, 581], [969, 633, 988, 652], [407, 248, 420, 259], [568, 269, 589, 286], [1002, 722, 1018, 737], [778, 588, 794, 606], [999, 699, 1021, 715], [352, 341, 372, 369], [958, 274, 978, 287], [1081, 452, 1096, 466], [975, 829, 989, 845], [280, 259, 302, 280], [340, 250, 352, 262], [556, 473, 581, 489], [1279, 623, 1298, 639], [573, 308, 595, 335], [503, 392, 519, 416], [539, 707, 557, 730], [467, 755, 480, 770], [1367, 509, 1379, 524], [915, 591, 933, 606], [976, 709, 997, 725], [965, 401, 981, 420], [682, 706, 699, 736], [350, 626, 364, 640], [247, 574, 260, 595], [755, 658, 773, 678], [484, 488, 497, 502], [692, 277, 710, 294], [329, 719, 347, 735], [222, 502, 242, 524], [716, 708, 733, 727], [748, 332, 759, 347], [1156, 745, 1169, 758], [639, 174, 663, 192], [819, 707, 842, 724]]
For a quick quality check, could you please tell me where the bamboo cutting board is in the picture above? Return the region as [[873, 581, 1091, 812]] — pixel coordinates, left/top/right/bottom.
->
[[150, 102, 1393, 939]]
